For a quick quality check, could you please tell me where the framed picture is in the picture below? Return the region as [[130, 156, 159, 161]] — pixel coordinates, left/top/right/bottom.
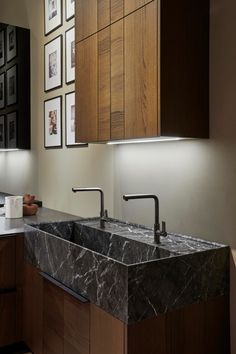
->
[[0, 30, 5, 67], [65, 91, 87, 147], [6, 112, 17, 148], [44, 35, 62, 92], [65, 27, 75, 84], [7, 65, 17, 106], [44, 96, 62, 148], [66, 0, 75, 21], [6, 25, 17, 62], [44, 0, 62, 36], [0, 115, 5, 149], [0, 73, 5, 109]]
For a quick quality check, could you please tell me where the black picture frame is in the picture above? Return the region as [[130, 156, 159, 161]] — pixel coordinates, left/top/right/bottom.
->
[[6, 64, 17, 106], [65, 0, 75, 21], [65, 91, 88, 148], [44, 0, 63, 36], [0, 29, 5, 68], [6, 112, 17, 149], [6, 25, 17, 63], [65, 26, 75, 85], [44, 95, 62, 149], [0, 115, 5, 149], [0, 73, 5, 109], [44, 35, 62, 92]]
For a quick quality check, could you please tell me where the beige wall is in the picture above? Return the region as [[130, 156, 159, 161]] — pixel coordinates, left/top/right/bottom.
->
[[0, 0, 114, 217], [0, 0, 235, 352]]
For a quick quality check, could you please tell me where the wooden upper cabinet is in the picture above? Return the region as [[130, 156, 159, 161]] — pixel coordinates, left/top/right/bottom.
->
[[75, 0, 209, 142], [76, 0, 154, 41]]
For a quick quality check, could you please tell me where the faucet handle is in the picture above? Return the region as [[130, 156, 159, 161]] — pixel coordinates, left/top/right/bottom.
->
[[161, 221, 167, 237], [104, 209, 108, 218]]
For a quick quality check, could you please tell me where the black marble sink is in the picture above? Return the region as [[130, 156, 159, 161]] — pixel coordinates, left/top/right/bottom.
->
[[24, 217, 229, 324], [35, 219, 175, 265]]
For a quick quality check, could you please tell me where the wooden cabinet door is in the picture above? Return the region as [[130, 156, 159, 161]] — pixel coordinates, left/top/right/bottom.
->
[[90, 304, 126, 354], [76, 28, 111, 143], [64, 292, 90, 354], [76, 34, 98, 142], [0, 237, 15, 289], [43, 280, 64, 354], [0, 292, 16, 347], [124, 0, 158, 139], [23, 262, 43, 354]]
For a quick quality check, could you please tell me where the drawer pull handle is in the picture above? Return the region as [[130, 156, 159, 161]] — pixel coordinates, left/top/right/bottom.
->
[[39, 272, 88, 303]]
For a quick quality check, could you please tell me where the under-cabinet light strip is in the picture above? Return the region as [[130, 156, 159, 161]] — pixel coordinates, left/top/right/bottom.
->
[[107, 137, 186, 145]]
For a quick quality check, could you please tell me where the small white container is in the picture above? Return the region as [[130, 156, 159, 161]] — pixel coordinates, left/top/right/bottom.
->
[[5, 196, 23, 219]]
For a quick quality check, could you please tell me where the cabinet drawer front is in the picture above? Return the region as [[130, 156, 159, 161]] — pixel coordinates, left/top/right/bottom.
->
[[76, 0, 155, 41], [0, 238, 15, 290], [64, 293, 90, 354], [0, 292, 16, 347]]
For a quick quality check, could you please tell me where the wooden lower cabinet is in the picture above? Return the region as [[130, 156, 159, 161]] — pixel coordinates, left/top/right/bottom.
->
[[0, 292, 17, 347], [23, 262, 43, 354], [22, 263, 229, 354], [0, 235, 24, 348]]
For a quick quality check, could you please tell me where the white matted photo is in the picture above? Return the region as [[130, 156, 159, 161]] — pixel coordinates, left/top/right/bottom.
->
[[7, 65, 17, 106], [7, 112, 17, 148], [0, 73, 5, 109], [6, 25, 17, 62], [65, 91, 87, 147], [44, 35, 62, 92], [66, 0, 75, 21], [0, 30, 5, 67], [44, 96, 62, 148], [65, 27, 75, 84], [44, 0, 62, 35], [0, 115, 5, 149]]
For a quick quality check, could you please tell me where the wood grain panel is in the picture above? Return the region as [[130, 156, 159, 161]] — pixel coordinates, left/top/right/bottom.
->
[[127, 314, 166, 354], [0, 293, 16, 347], [15, 235, 24, 342], [160, 0, 209, 138], [23, 262, 43, 354], [124, 0, 153, 16], [111, 0, 124, 22], [0, 237, 15, 289], [98, 27, 111, 141], [76, 0, 98, 42], [111, 20, 124, 140], [124, 1, 158, 138], [64, 293, 90, 354], [76, 35, 98, 142], [90, 304, 125, 354], [98, 0, 110, 30], [43, 280, 64, 354]]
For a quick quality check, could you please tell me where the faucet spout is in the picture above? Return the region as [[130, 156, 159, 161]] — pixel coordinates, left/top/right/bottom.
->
[[122, 194, 167, 244], [72, 187, 107, 228]]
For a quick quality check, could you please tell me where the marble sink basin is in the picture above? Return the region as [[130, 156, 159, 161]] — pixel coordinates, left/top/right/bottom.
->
[[33, 218, 175, 265], [24, 217, 229, 324]]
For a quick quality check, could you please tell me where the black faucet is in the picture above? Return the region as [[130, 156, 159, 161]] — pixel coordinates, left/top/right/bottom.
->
[[72, 187, 108, 228], [123, 194, 167, 244]]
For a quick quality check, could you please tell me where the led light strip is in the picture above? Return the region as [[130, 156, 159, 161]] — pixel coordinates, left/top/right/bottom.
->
[[107, 137, 186, 145]]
